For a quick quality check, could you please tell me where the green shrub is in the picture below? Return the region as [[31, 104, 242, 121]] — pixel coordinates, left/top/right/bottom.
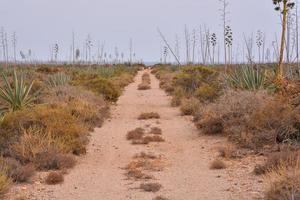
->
[[0, 69, 35, 115], [226, 65, 266, 90], [71, 74, 121, 102], [47, 72, 70, 87], [174, 66, 219, 94]]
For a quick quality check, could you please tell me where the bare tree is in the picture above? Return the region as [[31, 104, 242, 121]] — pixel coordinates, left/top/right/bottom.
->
[[219, 0, 230, 71], [11, 32, 17, 63], [273, 0, 295, 79], [157, 28, 181, 65]]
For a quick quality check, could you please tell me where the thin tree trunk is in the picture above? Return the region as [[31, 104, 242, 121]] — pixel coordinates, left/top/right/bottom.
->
[[278, 1, 288, 79]]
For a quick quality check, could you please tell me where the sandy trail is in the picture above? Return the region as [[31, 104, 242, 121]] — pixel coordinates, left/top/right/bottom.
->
[[21, 70, 237, 200]]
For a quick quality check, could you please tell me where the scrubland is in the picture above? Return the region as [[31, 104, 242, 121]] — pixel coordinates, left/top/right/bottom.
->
[[0, 63, 141, 196], [152, 64, 300, 199]]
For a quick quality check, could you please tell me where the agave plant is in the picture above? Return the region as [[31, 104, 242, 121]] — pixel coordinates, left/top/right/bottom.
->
[[47, 72, 70, 87], [226, 65, 266, 90], [0, 69, 35, 115]]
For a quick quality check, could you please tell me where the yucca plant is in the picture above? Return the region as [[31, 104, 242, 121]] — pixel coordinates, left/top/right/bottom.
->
[[47, 72, 70, 87], [226, 65, 266, 90], [0, 69, 35, 115]]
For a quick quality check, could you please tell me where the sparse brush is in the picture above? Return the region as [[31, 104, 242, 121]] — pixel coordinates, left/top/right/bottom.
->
[[180, 97, 200, 116], [126, 169, 153, 180], [265, 160, 300, 200], [45, 171, 64, 185], [140, 182, 162, 192], [143, 135, 165, 143], [0, 69, 35, 115], [254, 150, 299, 175], [2, 158, 35, 183], [138, 112, 160, 120], [126, 128, 145, 140], [47, 72, 70, 87], [218, 144, 238, 159], [0, 171, 10, 196], [134, 152, 158, 159], [149, 127, 162, 135], [210, 159, 226, 170], [138, 73, 151, 90], [226, 65, 266, 90], [153, 196, 170, 200]]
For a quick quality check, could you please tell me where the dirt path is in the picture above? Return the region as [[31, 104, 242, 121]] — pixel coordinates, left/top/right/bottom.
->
[[11, 70, 254, 200]]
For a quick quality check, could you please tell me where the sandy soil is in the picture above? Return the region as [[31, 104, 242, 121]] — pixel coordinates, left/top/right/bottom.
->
[[6, 70, 265, 200]]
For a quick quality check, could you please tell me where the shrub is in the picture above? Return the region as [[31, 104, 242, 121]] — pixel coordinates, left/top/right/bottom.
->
[[138, 112, 160, 120], [254, 150, 299, 175], [47, 72, 70, 87], [138, 83, 151, 90], [0, 69, 35, 115], [173, 66, 219, 95], [140, 183, 162, 192], [170, 87, 185, 107], [195, 90, 282, 149], [0, 105, 88, 156], [149, 127, 162, 135], [126, 128, 145, 140], [41, 86, 108, 130], [138, 73, 151, 90], [2, 158, 35, 182], [180, 97, 200, 116], [71, 74, 121, 102], [265, 162, 300, 200], [209, 159, 226, 170], [45, 171, 64, 185], [0, 171, 10, 196], [195, 84, 221, 103], [226, 65, 266, 90]]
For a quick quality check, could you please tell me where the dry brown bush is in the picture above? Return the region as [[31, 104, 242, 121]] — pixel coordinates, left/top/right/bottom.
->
[[134, 152, 158, 160], [126, 128, 145, 140], [2, 158, 35, 183], [218, 144, 239, 159], [254, 150, 299, 175], [41, 86, 108, 130], [138, 73, 151, 90], [149, 127, 162, 135], [140, 183, 162, 192], [126, 169, 153, 180], [209, 159, 226, 170], [180, 97, 200, 116], [143, 135, 165, 143], [45, 171, 64, 185], [265, 161, 300, 200], [153, 196, 170, 200], [138, 112, 160, 120]]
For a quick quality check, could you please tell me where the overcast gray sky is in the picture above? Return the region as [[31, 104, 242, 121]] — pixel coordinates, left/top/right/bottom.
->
[[0, 0, 281, 62]]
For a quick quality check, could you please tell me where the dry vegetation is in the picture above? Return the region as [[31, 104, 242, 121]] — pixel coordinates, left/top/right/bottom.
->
[[138, 73, 151, 90], [127, 127, 165, 145], [138, 112, 160, 120], [152, 64, 300, 198], [0, 63, 140, 195]]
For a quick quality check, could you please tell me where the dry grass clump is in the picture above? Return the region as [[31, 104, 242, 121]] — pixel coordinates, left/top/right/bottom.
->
[[153, 196, 170, 200], [265, 162, 300, 200], [45, 171, 64, 185], [1, 158, 35, 183], [149, 127, 162, 135], [0, 171, 10, 196], [127, 127, 165, 145], [126, 128, 145, 140], [254, 150, 299, 175], [209, 158, 227, 170], [126, 169, 153, 180], [143, 135, 165, 143], [140, 182, 162, 192], [180, 97, 201, 116], [218, 144, 239, 159], [138, 112, 160, 120], [138, 73, 151, 90], [126, 158, 166, 172], [134, 152, 158, 160]]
